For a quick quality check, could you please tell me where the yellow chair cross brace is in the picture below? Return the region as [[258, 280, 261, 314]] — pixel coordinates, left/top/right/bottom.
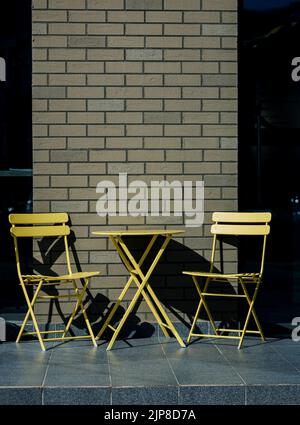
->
[[9, 213, 100, 351], [183, 212, 271, 349], [93, 230, 186, 351]]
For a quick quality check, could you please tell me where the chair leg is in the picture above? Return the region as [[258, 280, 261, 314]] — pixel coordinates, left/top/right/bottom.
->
[[240, 280, 265, 342], [238, 282, 261, 349], [18, 281, 46, 351], [63, 279, 97, 347]]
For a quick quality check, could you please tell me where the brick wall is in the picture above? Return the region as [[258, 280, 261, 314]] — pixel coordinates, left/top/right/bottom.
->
[[32, 0, 238, 327]]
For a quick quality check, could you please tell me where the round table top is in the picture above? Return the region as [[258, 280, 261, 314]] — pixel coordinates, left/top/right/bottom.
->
[[92, 229, 185, 236]]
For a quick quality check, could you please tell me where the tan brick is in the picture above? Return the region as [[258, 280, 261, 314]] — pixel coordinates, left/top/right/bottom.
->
[[164, 74, 201, 86], [108, 11, 144, 22], [68, 36, 106, 48], [202, 0, 237, 11], [33, 176, 50, 188], [32, 23, 47, 35], [144, 62, 181, 73], [32, 75, 48, 86], [67, 87, 104, 98], [34, 163, 68, 175], [183, 112, 219, 124], [144, 138, 181, 149], [88, 24, 124, 35], [164, 24, 200, 35], [164, 100, 201, 111], [32, 49, 47, 61], [183, 137, 219, 149], [49, 99, 86, 111], [144, 87, 180, 98], [183, 87, 219, 99], [34, 188, 68, 200], [202, 49, 237, 61], [106, 112, 143, 123], [106, 137, 143, 149], [33, 150, 50, 162], [107, 36, 144, 48], [184, 36, 220, 48], [48, 49, 85, 61], [68, 112, 104, 124], [32, 87, 66, 98], [126, 24, 162, 35], [52, 201, 88, 212], [126, 49, 162, 61], [146, 11, 182, 22], [204, 150, 237, 162], [87, 75, 124, 86], [146, 36, 182, 48], [202, 24, 237, 36], [67, 62, 104, 73], [146, 163, 182, 174], [128, 150, 164, 162], [33, 125, 48, 137], [126, 74, 162, 86], [33, 36, 67, 48], [49, 125, 86, 137], [69, 163, 106, 175], [220, 87, 237, 99], [108, 163, 144, 174], [49, 0, 85, 8], [126, 0, 163, 9], [49, 23, 86, 34], [222, 37, 237, 48], [166, 150, 203, 161], [33, 112, 66, 124], [164, 125, 201, 136], [184, 11, 220, 22], [32, 100, 48, 111], [144, 112, 181, 124], [183, 62, 219, 74], [33, 137, 66, 150], [164, 49, 200, 61], [88, 0, 124, 9], [87, 49, 124, 61], [89, 149, 126, 162], [184, 162, 220, 174], [222, 162, 238, 174], [69, 11, 105, 22], [33, 61, 66, 73], [220, 62, 237, 74], [32, 10, 67, 22], [106, 87, 142, 98], [68, 138, 104, 149], [127, 100, 162, 111], [165, 0, 200, 9], [88, 99, 125, 111], [106, 61, 143, 73], [49, 74, 85, 86], [126, 125, 163, 136], [202, 99, 237, 111], [203, 124, 237, 137], [33, 0, 47, 8], [51, 176, 88, 187], [88, 125, 125, 137], [221, 112, 237, 124]]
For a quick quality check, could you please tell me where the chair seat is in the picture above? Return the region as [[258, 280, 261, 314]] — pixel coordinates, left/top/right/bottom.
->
[[182, 271, 260, 280], [23, 271, 100, 284]]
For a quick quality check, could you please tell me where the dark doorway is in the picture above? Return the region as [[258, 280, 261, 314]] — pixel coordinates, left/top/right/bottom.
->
[[239, 0, 300, 326], [0, 0, 32, 316]]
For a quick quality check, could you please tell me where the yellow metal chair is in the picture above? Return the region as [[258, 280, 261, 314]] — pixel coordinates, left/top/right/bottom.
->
[[183, 212, 271, 349], [9, 213, 100, 351]]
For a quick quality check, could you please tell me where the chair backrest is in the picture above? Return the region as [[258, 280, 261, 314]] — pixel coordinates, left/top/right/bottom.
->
[[9, 213, 72, 278], [210, 212, 272, 275]]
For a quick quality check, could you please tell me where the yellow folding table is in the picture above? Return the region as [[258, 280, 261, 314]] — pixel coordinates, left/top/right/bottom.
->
[[92, 229, 186, 350]]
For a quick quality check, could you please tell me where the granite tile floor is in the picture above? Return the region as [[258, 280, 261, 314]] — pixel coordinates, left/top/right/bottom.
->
[[1, 323, 300, 405]]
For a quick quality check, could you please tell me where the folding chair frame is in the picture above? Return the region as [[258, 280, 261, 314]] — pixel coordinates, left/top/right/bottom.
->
[[9, 213, 98, 351], [183, 212, 271, 349]]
